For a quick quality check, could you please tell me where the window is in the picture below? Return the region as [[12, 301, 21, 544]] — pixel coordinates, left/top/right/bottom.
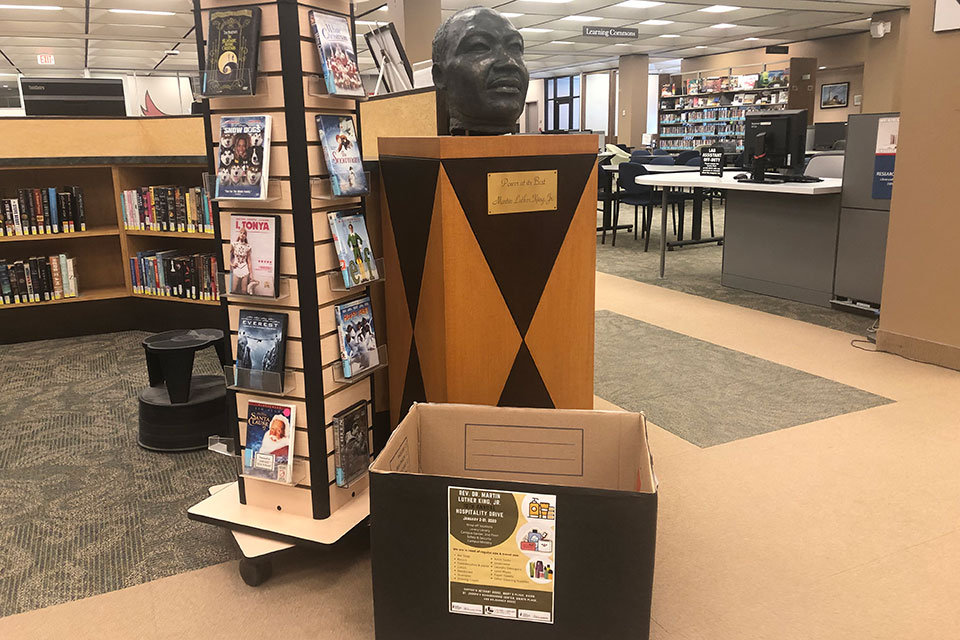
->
[[545, 74, 581, 132], [0, 82, 21, 109]]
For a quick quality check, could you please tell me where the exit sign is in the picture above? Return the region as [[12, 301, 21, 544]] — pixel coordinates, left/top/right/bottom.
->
[[37, 53, 55, 65]]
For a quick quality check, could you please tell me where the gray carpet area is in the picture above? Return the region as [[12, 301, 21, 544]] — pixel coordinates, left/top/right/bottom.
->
[[596, 202, 876, 336], [594, 310, 892, 447], [0, 332, 239, 618]]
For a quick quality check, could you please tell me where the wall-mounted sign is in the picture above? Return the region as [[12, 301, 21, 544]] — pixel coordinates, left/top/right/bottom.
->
[[872, 116, 899, 200], [582, 26, 639, 39], [934, 0, 960, 32], [487, 170, 558, 215], [37, 54, 55, 65], [700, 146, 725, 178]]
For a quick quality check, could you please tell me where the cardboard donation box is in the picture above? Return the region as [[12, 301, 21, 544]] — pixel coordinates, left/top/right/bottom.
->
[[370, 403, 658, 640]]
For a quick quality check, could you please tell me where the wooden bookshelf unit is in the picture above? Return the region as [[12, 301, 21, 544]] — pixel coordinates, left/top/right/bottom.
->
[[0, 117, 223, 342]]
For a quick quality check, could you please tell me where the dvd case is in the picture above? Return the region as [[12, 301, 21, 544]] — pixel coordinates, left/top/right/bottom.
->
[[333, 400, 370, 487], [243, 400, 296, 483], [316, 114, 368, 196], [229, 214, 280, 297], [204, 7, 262, 96], [334, 296, 379, 379], [309, 10, 364, 97], [328, 210, 378, 288], [236, 309, 287, 390], [216, 115, 272, 200]]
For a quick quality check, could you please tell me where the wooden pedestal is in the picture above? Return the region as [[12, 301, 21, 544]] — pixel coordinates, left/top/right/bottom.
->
[[379, 135, 598, 427]]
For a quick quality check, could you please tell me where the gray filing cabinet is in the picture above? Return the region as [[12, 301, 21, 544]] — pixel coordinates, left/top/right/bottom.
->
[[834, 112, 898, 307]]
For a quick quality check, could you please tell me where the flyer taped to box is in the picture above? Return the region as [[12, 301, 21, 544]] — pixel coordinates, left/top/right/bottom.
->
[[448, 486, 556, 624]]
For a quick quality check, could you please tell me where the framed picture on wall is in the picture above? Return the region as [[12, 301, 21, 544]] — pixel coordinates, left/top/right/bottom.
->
[[820, 82, 850, 109], [934, 0, 960, 32]]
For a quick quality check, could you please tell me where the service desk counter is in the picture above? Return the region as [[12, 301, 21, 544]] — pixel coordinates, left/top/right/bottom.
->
[[636, 171, 843, 307]]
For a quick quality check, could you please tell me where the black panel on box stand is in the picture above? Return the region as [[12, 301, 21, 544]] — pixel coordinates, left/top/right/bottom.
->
[[186, 0, 382, 586]]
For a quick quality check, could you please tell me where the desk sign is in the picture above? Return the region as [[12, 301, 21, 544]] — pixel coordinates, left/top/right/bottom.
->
[[700, 146, 725, 177], [488, 170, 558, 215]]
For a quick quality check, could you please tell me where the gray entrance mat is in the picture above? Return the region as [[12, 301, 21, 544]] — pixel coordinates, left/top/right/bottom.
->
[[594, 311, 892, 447]]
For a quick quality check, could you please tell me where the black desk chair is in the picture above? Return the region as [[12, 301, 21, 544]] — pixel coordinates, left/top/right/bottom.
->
[[652, 149, 671, 156], [613, 163, 658, 247], [675, 150, 700, 165]]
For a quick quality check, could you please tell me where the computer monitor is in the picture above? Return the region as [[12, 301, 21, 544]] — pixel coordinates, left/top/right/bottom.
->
[[813, 122, 847, 151], [742, 110, 808, 182]]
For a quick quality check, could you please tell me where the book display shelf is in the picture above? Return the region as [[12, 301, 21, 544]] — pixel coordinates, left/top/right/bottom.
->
[[656, 57, 817, 152], [0, 117, 222, 343], [187, 0, 381, 571]]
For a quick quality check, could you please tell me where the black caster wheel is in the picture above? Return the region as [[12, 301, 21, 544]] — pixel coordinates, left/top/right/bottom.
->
[[239, 557, 273, 587]]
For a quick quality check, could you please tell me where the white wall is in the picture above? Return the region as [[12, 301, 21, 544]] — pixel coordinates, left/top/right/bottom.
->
[[520, 79, 544, 133], [122, 75, 193, 116], [646, 74, 659, 137], [583, 72, 610, 135]]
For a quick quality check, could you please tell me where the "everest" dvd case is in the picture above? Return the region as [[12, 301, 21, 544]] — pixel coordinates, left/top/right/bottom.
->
[[235, 309, 287, 390]]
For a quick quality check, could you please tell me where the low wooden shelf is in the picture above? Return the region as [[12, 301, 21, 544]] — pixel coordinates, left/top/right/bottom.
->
[[0, 285, 127, 310], [0, 227, 120, 243]]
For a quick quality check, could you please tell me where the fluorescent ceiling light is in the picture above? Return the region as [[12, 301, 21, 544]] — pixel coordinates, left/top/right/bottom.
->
[[744, 37, 759, 41], [551, 40, 576, 44], [501, 12, 523, 18], [616, 1, 664, 8], [659, 34, 680, 38], [641, 19, 673, 25], [562, 15, 601, 22], [711, 23, 737, 29], [108, 8, 175, 16], [699, 5, 740, 13], [0, 4, 62, 10], [695, 45, 708, 48], [520, 27, 553, 33], [819, 66, 827, 69]]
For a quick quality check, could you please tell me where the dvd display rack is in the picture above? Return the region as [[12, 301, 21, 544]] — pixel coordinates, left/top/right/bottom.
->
[[188, 0, 380, 551], [0, 117, 222, 343], [656, 58, 816, 152]]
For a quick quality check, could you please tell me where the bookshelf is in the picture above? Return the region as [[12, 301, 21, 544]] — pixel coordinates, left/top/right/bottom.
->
[[0, 117, 223, 338], [656, 58, 817, 153]]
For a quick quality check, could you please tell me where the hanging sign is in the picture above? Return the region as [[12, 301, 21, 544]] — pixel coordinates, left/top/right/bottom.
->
[[582, 26, 639, 39], [872, 116, 899, 200], [37, 54, 55, 65], [700, 146, 725, 177], [448, 487, 556, 624]]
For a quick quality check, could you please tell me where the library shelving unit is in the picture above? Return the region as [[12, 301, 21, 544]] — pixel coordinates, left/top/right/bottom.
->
[[187, 0, 380, 581], [656, 58, 817, 153], [0, 117, 222, 343]]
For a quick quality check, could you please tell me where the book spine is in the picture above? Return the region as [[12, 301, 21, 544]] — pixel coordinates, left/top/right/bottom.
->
[[49, 256, 63, 299], [32, 189, 43, 234], [47, 188, 59, 233], [66, 256, 78, 297], [0, 260, 11, 304], [24, 257, 37, 302], [43, 259, 54, 300], [1, 199, 11, 236], [39, 190, 51, 234], [35, 257, 50, 301], [11, 198, 22, 235], [72, 187, 86, 231], [14, 261, 27, 303]]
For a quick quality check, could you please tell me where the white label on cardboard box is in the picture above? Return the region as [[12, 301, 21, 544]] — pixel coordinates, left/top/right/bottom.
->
[[448, 486, 556, 624]]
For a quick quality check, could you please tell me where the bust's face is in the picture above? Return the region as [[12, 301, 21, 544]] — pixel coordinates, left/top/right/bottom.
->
[[433, 9, 529, 133]]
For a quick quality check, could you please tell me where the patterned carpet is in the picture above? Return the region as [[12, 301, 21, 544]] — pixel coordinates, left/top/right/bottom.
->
[[596, 202, 876, 336], [594, 311, 892, 447], [0, 332, 238, 618]]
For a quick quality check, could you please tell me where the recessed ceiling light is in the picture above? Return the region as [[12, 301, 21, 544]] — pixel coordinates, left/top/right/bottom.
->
[[163, 50, 180, 55], [0, 4, 62, 10], [641, 19, 673, 25], [659, 34, 680, 38], [695, 45, 709, 48], [519, 27, 553, 33], [551, 40, 576, 44], [711, 23, 737, 29], [819, 66, 827, 69], [744, 37, 760, 41], [562, 15, 601, 22], [616, 1, 664, 8], [614, 43, 633, 46], [108, 8, 175, 15], [699, 5, 740, 13], [500, 12, 523, 18]]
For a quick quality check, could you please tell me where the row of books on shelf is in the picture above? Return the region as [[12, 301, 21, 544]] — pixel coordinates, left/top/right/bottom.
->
[[662, 107, 748, 125], [660, 71, 789, 97], [661, 124, 746, 137], [121, 185, 214, 234], [235, 300, 377, 486], [0, 254, 78, 304], [0, 187, 86, 237], [130, 250, 220, 301], [242, 395, 370, 488]]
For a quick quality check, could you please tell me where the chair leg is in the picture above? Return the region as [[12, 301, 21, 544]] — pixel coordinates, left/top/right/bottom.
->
[[678, 202, 685, 241], [709, 195, 715, 236], [634, 205, 639, 240], [612, 203, 620, 247], [671, 204, 677, 235], [644, 206, 653, 252]]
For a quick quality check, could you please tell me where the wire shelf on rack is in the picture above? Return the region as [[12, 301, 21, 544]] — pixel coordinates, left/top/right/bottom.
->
[[310, 174, 371, 201], [326, 258, 385, 292], [331, 345, 388, 384], [217, 272, 292, 302], [224, 366, 293, 396], [207, 436, 308, 485], [306, 74, 368, 101], [203, 173, 281, 202]]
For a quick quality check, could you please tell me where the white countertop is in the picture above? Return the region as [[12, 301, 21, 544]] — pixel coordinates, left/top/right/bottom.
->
[[601, 164, 701, 173], [635, 171, 843, 195]]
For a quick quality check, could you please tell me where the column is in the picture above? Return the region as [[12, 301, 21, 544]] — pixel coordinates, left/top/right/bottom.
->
[[385, 0, 441, 64], [617, 54, 649, 148]]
